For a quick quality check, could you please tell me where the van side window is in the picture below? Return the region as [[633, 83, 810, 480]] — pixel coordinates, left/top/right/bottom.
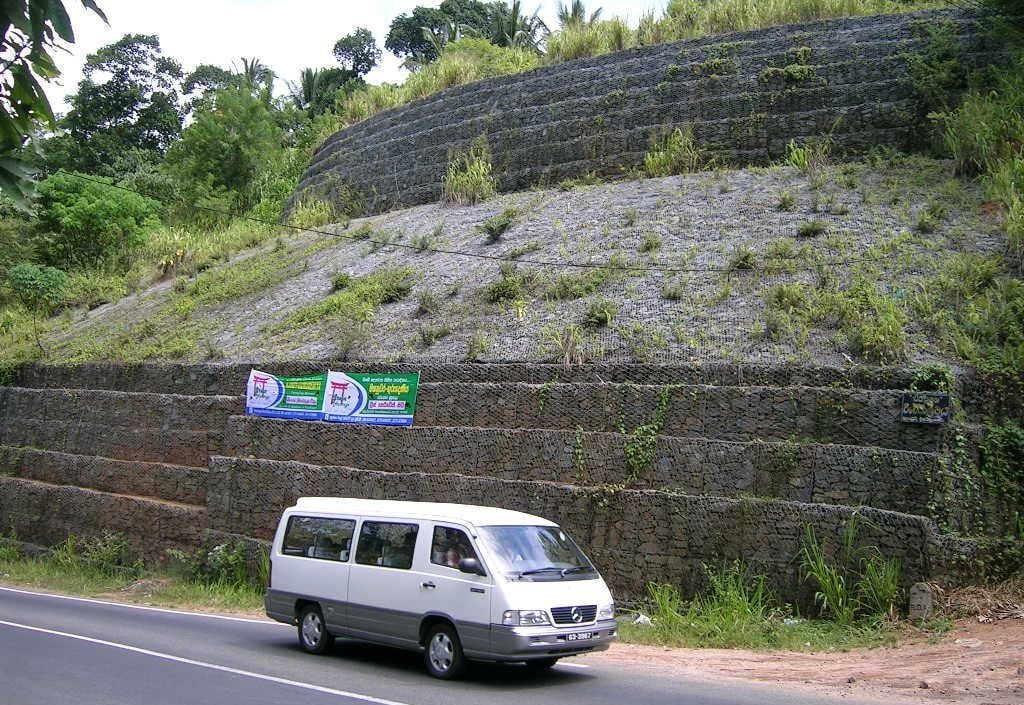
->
[[355, 521, 418, 569], [283, 516, 355, 561], [430, 526, 478, 569]]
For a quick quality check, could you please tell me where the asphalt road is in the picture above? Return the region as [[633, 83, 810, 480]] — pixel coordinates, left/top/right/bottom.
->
[[0, 586, 880, 705]]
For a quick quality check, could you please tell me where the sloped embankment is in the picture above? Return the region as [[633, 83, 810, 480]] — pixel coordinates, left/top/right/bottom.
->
[[41, 157, 1006, 372]]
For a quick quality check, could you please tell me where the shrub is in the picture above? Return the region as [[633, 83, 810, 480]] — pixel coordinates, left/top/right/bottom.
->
[[768, 282, 808, 313], [911, 363, 955, 393], [801, 519, 903, 624], [837, 282, 908, 363], [545, 18, 635, 62], [484, 262, 538, 304], [34, 171, 161, 269], [466, 331, 489, 361], [415, 291, 440, 317], [331, 272, 351, 291], [777, 190, 796, 211], [49, 531, 142, 579], [661, 280, 686, 300], [478, 207, 517, 243], [639, 233, 662, 253], [441, 137, 497, 206], [339, 38, 537, 127], [726, 246, 756, 272], [643, 126, 708, 177], [546, 268, 610, 300], [797, 220, 828, 238], [7, 263, 68, 314], [288, 199, 336, 230], [416, 323, 452, 349], [584, 298, 618, 328]]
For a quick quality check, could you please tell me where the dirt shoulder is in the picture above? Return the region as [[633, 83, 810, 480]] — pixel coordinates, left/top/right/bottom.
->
[[583, 619, 1024, 705]]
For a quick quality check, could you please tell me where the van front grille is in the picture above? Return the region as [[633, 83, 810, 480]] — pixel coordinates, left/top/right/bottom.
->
[[551, 605, 597, 625]]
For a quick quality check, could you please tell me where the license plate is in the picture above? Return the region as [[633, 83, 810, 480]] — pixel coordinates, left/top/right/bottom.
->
[[565, 631, 593, 641]]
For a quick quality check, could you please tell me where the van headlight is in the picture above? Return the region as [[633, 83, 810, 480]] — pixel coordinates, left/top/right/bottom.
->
[[502, 609, 550, 626], [597, 603, 615, 620]]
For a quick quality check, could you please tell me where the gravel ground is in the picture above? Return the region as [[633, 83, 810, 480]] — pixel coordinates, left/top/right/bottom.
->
[[45, 158, 1006, 367]]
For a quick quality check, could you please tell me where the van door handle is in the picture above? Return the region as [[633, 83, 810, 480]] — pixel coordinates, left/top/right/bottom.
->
[[421, 581, 436, 589]]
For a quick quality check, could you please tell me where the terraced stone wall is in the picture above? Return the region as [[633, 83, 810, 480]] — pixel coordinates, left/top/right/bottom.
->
[[207, 456, 968, 603], [291, 9, 1003, 216], [223, 416, 937, 516], [12, 360, 1014, 423]]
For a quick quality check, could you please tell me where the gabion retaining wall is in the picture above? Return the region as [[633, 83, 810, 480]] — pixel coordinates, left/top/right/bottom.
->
[[12, 361, 1013, 422], [207, 456, 969, 603], [223, 416, 937, 516], [0, 477, 205, 556], [292, 9, 1002, 216]]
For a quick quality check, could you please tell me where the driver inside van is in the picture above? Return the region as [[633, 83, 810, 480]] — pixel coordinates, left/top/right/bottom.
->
[[431, 526, 477, 570]]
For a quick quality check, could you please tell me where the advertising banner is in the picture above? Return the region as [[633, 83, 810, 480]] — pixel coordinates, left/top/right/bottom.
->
[[245, 370, 326, 421], [245, 369, 420, 426], [323, 371, 420, 426]]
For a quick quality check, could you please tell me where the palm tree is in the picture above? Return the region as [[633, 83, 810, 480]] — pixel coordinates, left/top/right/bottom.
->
[[287, 68, 320, 111], [422, 18, 477, 57], [488, 1, 548, 52], [236, 57, 274, 99], [286, 67, 351, 116], [557, 0, 602, 29]]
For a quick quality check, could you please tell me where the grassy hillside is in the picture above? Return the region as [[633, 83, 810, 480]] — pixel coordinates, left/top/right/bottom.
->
[[1, 148, 1016, 380]]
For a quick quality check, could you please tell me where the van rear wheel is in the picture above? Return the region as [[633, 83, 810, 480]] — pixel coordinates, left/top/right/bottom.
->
[[298, 605, 334, 654], [424, 624, 466, 679]]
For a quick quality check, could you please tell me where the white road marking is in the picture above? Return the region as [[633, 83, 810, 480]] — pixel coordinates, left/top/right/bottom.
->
[[0, 619, 413, 705], [0, 586, 284, 625], [558, 662, 590, 669]]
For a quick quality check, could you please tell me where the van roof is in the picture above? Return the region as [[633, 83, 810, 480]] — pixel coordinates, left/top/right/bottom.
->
[[291, 497, 557, 528]]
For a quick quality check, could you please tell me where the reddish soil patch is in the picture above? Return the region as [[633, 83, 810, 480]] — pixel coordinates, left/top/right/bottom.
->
[[583, 619, 1024, 704]]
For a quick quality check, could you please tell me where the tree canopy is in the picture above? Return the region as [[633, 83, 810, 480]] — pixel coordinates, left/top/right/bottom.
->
[[385, 0, 493, 64], [332, 28, 381, 78], [0, 0, 107, 206], [51, 34, 184, 178]]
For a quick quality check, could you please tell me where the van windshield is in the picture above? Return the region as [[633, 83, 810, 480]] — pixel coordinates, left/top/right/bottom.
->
[[477, 525, 597, 581]]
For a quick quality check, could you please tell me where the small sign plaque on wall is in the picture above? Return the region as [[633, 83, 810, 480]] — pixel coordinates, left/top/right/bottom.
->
[[900, 392, 951, 425]]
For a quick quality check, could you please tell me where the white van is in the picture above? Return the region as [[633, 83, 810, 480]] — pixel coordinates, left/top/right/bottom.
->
[[265, 497, 617, 678]]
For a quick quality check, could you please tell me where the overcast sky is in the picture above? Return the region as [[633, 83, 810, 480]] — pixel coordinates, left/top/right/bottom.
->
[[49, 1, 667, 111]]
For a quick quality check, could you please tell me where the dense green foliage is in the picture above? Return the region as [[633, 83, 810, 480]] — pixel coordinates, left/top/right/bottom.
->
[[34, 171, 160, 268], [6, 262, 68, 314], [332, 28, 381, 77], [0, 0, 107, 206], [163, 88, 284, 218], [42, 34, 184, 179], [385, 0, 494, 64]]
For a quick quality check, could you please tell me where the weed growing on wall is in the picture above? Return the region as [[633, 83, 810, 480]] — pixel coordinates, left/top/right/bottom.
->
[[643, 126, 710, 178], [763, 278, 908, 363], [620, 385, 673, 485], [441, 137, 497, 206], [272, 268, 413, 333], [584, 297, 618, 328], [287, 199, 336, 230], [800, 518, 902, 624], [477, 207, 518, 243]]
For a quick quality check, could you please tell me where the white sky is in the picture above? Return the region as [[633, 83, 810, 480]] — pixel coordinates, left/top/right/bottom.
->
[[48, 0, 667, 111]]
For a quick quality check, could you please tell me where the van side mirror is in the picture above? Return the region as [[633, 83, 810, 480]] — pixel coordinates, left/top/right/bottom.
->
[[458, 557, 486, 576]]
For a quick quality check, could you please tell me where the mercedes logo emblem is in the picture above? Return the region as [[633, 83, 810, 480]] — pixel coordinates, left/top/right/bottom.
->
[[570, 607, 582, 623]]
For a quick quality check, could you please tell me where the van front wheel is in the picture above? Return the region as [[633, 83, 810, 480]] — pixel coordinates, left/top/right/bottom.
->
[[298, 605, 334, 655], [424, 624, 466, 679]]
